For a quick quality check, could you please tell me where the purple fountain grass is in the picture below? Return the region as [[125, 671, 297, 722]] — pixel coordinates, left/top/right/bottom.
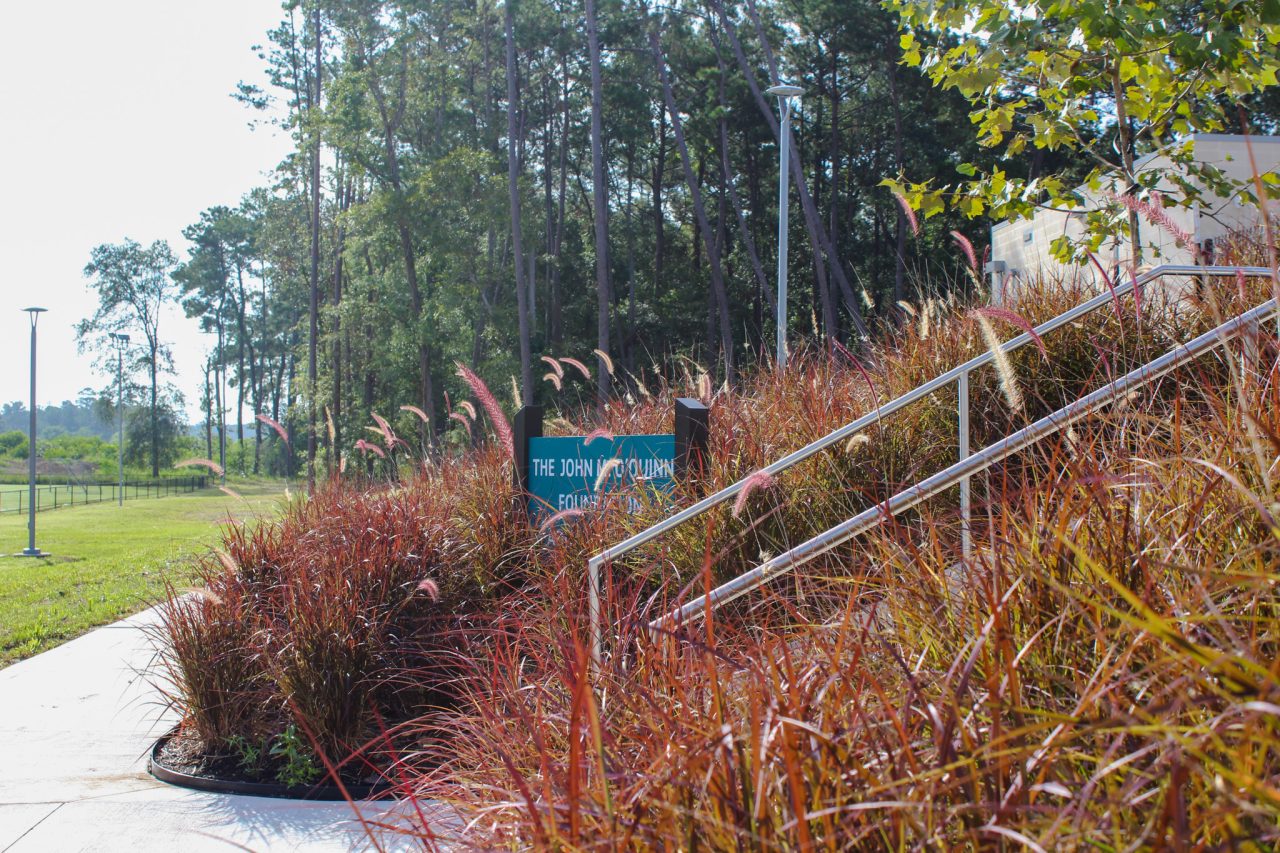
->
[[731, 468, 777, 518], [971, 305, 1048, 359], [456, 362, 515, 459], [354, 438, 386, 458], [400, 404, 430, 425], [255, 413, 290, 446], [540, 355, 564, 378], [538, 507, 585, 534], [448, 411, 473, 439], [582, 427, 613, 446], [894, 191, 920, 236], [593, 348, 615, 376], [176, 457, 226, 477], [951, 229, 978, 272], [559, 357, 592, 381]]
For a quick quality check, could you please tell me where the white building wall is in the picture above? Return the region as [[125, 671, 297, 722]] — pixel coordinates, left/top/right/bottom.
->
[[990, 134, 1280, 301]]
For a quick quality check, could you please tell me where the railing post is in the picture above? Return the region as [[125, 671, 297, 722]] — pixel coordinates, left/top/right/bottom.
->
[[958, 369, 971, 559], [588, 555, 603, 673]]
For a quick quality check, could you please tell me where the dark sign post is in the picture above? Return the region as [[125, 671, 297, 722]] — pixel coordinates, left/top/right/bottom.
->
[[513, 404, 543, 501], [514, 399, 710, 523], [674, 397, 709, 481]]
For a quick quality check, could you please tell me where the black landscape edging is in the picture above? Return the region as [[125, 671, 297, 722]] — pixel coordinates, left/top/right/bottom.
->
[[148, 731, 395, 801]]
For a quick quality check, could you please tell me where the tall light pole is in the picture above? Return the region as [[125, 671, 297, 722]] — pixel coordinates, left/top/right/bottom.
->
[[20, 307, 47, 557], [109, 332, 130, 506], [766, 83, 803, 370]]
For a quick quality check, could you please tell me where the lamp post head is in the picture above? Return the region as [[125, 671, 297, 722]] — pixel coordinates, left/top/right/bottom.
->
[[766, 83, 804, 98], [23, 307, 47, 328]]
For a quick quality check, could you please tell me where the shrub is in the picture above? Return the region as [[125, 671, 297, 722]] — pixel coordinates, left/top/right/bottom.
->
[[155, 480, 471, 769], [156, 260, 1279, 840], [418, 312, 1280, 848]]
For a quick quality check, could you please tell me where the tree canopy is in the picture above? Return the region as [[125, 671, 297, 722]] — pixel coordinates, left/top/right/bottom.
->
[[885, 0, 1280, 262], [76, 0, 1280, 476]]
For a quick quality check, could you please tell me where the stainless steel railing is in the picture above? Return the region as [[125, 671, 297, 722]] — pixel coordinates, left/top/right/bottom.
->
[[651, 295, 1277, 631], [587, 265, 1274, 662]]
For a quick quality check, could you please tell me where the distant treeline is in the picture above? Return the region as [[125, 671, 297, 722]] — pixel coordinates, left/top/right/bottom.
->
[[0, 397, 113, 441]]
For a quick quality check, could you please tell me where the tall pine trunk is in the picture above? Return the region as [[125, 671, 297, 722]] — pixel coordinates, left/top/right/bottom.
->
[[307, 4, 322, 488], [506, 0, 533, 404], [586, 0, 611, 404], [650, 22, 735, 381]]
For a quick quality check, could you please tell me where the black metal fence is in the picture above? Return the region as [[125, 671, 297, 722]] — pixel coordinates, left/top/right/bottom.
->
[[0, 476, 210, 514]]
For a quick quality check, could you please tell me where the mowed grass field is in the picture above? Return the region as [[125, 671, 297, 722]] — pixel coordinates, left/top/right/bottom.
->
[[0, 480, 288, 666]]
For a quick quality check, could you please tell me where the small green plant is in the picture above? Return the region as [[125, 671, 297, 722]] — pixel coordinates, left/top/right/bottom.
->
[[224, 734, 264, 776], [269, 725, 321, 788]]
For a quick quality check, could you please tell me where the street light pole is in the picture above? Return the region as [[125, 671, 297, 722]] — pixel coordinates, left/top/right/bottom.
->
[[109, 333, 130, 506], [766, 83, 803, 370], [21, 307, 47, 558]]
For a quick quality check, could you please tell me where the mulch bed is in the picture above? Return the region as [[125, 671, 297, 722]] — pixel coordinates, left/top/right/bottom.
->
[[149, 730, 396, 801]]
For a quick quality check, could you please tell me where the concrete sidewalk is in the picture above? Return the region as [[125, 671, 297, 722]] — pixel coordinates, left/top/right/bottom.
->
[[0, 608, 450, 852]]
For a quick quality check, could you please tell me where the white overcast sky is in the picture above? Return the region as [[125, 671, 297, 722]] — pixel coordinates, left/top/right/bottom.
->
[[0, 1, 293, 422]]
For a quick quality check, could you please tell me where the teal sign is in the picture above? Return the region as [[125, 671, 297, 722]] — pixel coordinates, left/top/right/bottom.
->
[[528, 434, 676, 519]]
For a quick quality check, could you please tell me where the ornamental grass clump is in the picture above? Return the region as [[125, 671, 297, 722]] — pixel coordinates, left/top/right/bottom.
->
[[155, 243, 1278, 835], [407, 301, 1280, 849], [155, 480, 472, 770]]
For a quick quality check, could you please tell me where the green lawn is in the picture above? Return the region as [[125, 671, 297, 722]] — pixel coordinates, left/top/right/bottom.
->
[[0, 480, 288, 666]]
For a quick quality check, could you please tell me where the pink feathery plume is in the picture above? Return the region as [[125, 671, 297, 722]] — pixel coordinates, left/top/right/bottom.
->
[[583, 427, 614, 447], [559, 357, 592, 380], [1103, 189, 1194, 248], [176, 457, 225, 477], [540, 356, 564, 378], [416, 578, 440, 602], [456, 362, 514, 459], [732, 469, 777, 519], [1126, 265, 1144, 324], [255, 414, 290, 446], [538, 507, 585, 534], [354, 439, 386, 459], [832, 339, 882, 413], [1090, 340, 1115, 383], [951, 230, 978, 273], [1086, 252, 1125, 322], [370, 411, 400, 451], [400, 404, 430, 425], [893, 192, 920, 237], [457, 400, 477, 421], [449, 411, 473, 439], [971, 306, 1048, 359], [543, 372, 563, 391]]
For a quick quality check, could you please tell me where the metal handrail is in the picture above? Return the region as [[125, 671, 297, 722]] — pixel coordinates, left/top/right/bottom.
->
[[586, 265, 1273, 661], [652, 296, 1276, 630]]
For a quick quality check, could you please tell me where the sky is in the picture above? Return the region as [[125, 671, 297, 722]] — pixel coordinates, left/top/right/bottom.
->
[[0, 1, 293, 422]]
